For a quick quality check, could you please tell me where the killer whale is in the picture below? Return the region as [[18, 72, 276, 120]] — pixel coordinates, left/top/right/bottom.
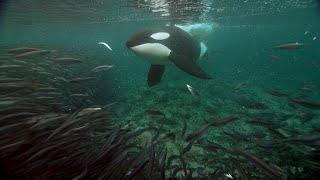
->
[[126, 26, 211, 87]]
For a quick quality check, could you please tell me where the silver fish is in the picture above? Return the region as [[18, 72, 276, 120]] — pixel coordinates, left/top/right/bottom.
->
[[233, 82, 248, 91], [92, 65, 114, 72], [7, 47, 43, 53], [98, 41, 112, 51], [68, 77, 99, 83], [15, 49, 56, 58], [0, 65, 26, 69], [186, 84, 199, 96], [69, 94, 89, 97], [272, 43, 304, 50], [53, 57, 83, 65], [77, 107, 102, 116], [268, 55, 281, 62]]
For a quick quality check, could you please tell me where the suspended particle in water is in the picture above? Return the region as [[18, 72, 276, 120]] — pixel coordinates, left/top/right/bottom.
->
[[313, 37, 317, 41], [304, 31, 309, 35]]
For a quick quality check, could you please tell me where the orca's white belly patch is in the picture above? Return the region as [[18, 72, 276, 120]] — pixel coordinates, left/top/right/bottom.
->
[[130, 43, 172, 65]]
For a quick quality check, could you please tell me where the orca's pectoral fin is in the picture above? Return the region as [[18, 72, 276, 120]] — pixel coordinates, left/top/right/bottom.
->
[[169, 53, 212, 79], [147, 64, 165, 87]]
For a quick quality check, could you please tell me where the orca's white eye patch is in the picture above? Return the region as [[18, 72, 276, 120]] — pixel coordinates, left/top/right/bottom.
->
[[150, 32, 170, 40]]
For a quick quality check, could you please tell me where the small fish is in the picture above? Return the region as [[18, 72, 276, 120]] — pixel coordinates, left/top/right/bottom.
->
[[32, 92, 62, 97], [224, 173, 233, 179], [181, 119, 187, 137], [53, 57, 83, 65], [55, 77, 68, 82], [0, 77, 25, 83], [45, 110, 82, 141], [98, 41, 112, 51], [272, 42, 304, 50], [247, 119, 277, 128], [62, 123, 90, 137], [101, 102, 117, 109], [0, 112, 38, 122], [233, 159, 249, 180], [69, 93, 89, 97], [0, 100, 19, 108], [48, 103, 63, 106], [72, 166, 88, 180], [68, 77, 99, 83], [233, 82, 247, 92], [197, 139, 224, 152], [268, 128, 286, 139], [160, 148, 167, 180], [268, 55, 281, 62], [148, 142, 155, 179], [34, 96, 57, 100], [181, 142, 193, 155], [119, 123, 130, 131], [299, 81, 315, 89], [0, 82, 36, 91], [31, 67, 45, 72], [186, 84, 199, 96], [37, 87, 59, 91], [234, 147, 282, 178], [289, 97, 320, 110], [0, 65, 26, 69], [267, 89, 289, 97], [7, 47, 43, 53], [12, 60, 27, 64], [223, 130, 251, 141], [238, 98, 268, 110], [0, 140, 25, 151], [145, 109, 165, 116], [299, 87, 318, 95], [79, 107, 102, 114], [127, 157, 150, 179], [38, 72, 55, 76], [15, 49, 55, 58], [161, 132, 176, 140], [185, 117, 240, 142], [92, 65, 114, 72], [279, 134, 320, 147]]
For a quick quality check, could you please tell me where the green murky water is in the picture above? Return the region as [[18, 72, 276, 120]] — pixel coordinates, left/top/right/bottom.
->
[[0, 0, 320, 179]]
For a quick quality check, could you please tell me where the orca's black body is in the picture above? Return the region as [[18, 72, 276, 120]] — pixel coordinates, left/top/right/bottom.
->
[[126, 26, 211, 87], [0, 0, 8, 24]]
